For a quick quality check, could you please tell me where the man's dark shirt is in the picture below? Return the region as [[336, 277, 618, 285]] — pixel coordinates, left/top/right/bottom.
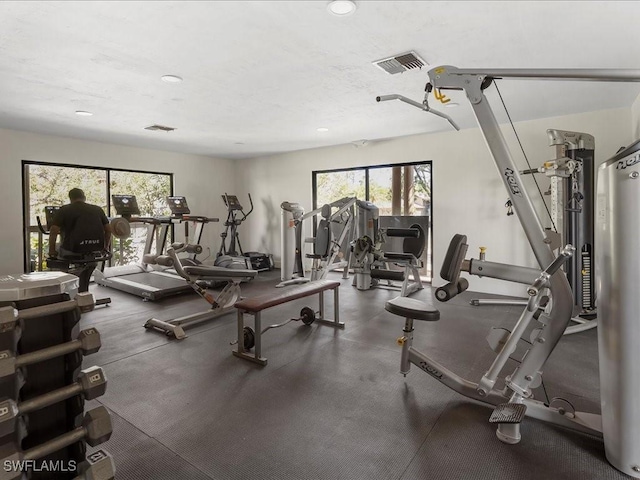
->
[[51, 202, 109, 253]]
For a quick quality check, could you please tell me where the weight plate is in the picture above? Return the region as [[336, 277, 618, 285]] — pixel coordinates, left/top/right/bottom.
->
[[300, 306, 316, 325], [243, 326, 255, 350]]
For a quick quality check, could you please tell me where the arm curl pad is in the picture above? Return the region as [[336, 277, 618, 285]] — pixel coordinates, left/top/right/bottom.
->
[[434, 278, 469, 302], [386, 228, 420, 238]]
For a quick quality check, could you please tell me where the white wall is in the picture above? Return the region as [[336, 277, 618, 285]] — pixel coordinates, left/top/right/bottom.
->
[[1, 105, 632, 294], [0, 127, 235, 274], [234, 107, 631, 296]]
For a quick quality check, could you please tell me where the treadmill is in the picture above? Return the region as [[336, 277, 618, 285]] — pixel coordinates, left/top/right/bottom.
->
[[94, 195, 194, 301], [166, 195, 219, 266]]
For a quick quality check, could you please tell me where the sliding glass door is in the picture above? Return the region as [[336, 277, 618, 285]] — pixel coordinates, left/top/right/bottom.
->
[[313, 161, 432, 280], [23, 161, 173, 273]]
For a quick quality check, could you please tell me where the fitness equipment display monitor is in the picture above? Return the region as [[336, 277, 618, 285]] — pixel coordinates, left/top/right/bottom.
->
[[167, 196, 191, 216], [44, 206, 61, 230], [112, 195, 141, 217], [223, 195, 243, 211]]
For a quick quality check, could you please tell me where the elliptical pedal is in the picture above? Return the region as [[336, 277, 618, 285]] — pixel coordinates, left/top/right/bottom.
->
[[489, 403, 527, 424]]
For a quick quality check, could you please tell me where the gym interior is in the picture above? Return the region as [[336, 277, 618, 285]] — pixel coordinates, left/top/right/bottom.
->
[[1, 2, 640, 479]]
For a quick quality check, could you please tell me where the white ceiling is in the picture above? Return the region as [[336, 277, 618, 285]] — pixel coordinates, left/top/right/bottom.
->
[[1, 1, 640, 159]]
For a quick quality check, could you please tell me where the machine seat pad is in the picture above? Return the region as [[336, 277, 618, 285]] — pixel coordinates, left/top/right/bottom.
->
[[384, 252, 415, 261], [183, 265, 257, 279], [385, 296, 440, 321], [235, 280, 340, 313]]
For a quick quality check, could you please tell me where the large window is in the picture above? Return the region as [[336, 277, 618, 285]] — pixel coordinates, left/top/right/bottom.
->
[[109, 170, 173, 266], [313, 161, 432, 280], [22, 161, 173, 273], [315, 169, 366, 207]]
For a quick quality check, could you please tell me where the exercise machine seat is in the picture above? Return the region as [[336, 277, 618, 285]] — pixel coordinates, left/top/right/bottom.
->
[[441, 234, 468, 282], [385, 296, 440, 321], [183, 265, 257, 279], [306, 218, 331, 259]]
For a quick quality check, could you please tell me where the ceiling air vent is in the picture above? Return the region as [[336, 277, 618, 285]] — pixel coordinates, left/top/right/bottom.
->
[[373, 51, 427, 75], [144, 124, 176, 132]]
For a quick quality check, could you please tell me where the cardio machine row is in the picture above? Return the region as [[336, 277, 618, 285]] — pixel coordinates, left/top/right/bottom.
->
[[92, 193, 271, 301]]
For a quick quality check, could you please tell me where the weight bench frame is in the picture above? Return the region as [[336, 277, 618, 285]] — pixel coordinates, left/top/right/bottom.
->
[[233, 280, 342, 366]]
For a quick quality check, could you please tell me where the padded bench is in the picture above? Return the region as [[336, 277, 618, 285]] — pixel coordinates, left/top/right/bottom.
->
[[233, 280, 342, 366], [183, 265, 256, 280]]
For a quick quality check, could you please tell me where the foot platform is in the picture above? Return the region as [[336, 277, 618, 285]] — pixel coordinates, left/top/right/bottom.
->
[[489, 403, 527, 424]]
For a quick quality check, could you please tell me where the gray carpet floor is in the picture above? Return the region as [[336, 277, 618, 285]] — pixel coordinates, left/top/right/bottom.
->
[[80, 270, 622, 480]]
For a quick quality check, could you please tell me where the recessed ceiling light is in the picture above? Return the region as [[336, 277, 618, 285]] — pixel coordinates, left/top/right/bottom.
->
[[327, 1, 356, 16], [317, 127, 329, 132], [235, 142, 245, 145], [161, 75, 183, 83], [444, 102, 460, 108], [75, 111, 93, 116]]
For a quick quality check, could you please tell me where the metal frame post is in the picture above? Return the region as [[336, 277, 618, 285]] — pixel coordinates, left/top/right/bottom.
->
[[427, 66, 575, 396]]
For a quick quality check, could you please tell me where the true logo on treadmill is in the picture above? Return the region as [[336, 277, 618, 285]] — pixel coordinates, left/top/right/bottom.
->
[[504, 168, 523, 197], [616, 155, 640, 170]]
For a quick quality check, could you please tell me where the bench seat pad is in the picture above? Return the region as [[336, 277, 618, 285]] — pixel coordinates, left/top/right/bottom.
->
[[183, 265, 257, 279], [235, 280, 340, 313]]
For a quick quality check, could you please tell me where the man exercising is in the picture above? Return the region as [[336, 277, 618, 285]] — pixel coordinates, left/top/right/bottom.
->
[[48, 188, 112, 292]]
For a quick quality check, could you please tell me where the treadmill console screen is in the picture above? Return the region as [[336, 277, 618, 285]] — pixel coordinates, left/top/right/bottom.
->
[[112, 195, 141, 216], [223, 195, 243, 211], [167, 196, 191, 216]]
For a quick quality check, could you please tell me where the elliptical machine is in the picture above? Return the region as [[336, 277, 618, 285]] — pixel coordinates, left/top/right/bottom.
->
[[215, 193, 272, 271]]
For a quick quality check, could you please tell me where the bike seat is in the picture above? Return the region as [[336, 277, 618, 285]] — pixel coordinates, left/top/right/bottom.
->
[[385, 296, 440, 321]]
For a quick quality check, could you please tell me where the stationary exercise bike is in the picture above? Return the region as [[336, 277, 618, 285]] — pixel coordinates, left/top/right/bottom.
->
[[37, 206, 111, 306]]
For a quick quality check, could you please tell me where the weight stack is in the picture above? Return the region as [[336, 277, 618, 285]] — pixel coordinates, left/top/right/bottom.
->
[[0, 272, 115, 479]]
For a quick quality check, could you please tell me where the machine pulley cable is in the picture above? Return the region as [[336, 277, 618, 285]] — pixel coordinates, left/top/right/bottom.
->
[[493, 81, 558, 233]]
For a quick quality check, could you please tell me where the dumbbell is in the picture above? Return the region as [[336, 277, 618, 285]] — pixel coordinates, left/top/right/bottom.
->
[[0, 328, 101, 379], [73, 449, 116, 480], [0, 293, 100, 338], [0, 307, 19, 333], [0, 406, 112, 480], [0, 366, 107, 437]]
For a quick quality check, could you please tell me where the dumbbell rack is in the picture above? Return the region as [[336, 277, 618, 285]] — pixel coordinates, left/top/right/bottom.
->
[[0, 272, 115, 479]]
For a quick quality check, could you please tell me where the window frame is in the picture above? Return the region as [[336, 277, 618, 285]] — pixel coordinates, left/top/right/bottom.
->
[[21, 160, 174, 273], [312, 160, 433, 279]]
